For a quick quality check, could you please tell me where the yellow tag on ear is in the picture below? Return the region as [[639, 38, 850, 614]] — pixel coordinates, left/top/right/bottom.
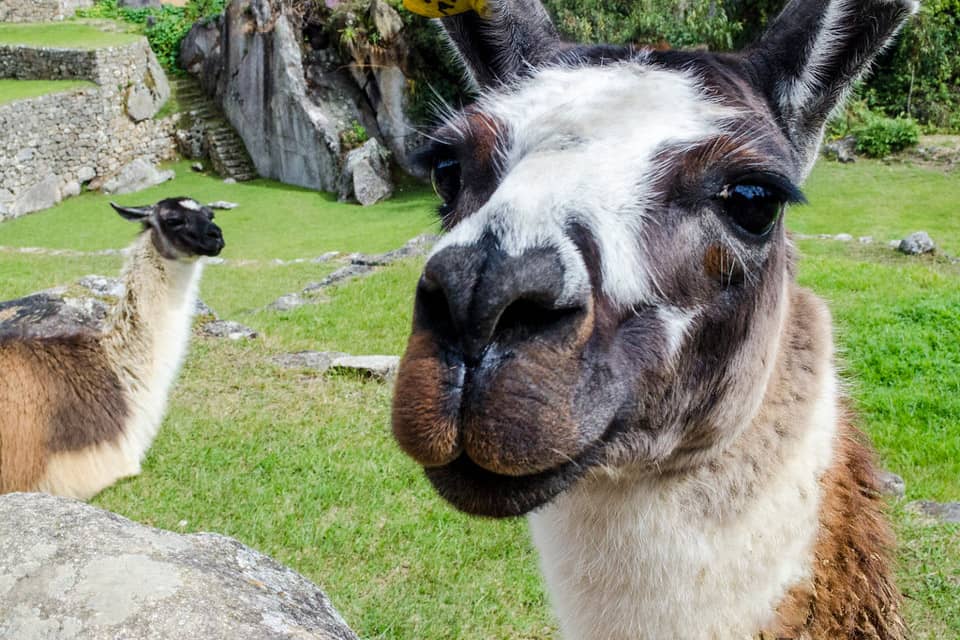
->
[[402, 0, 490, 19]]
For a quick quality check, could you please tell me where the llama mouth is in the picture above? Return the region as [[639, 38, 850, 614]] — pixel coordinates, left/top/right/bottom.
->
[[423, 452, 589, 518]]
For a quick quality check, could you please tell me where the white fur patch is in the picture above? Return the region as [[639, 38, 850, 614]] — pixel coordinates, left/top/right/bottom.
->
[[430, 63, 735, 309], [657, 306, 697, 358], [528, 367, 839, 640], [178, 199, 203, 211], [102, 235, 205, 482]]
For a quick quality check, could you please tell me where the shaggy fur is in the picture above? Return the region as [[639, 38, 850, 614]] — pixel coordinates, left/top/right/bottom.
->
[[0, 199, 222, 499]]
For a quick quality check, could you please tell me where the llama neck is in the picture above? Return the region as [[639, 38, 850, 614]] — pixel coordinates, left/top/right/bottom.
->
[[103, 233, 203, 464], [528, 287, 838, 640]]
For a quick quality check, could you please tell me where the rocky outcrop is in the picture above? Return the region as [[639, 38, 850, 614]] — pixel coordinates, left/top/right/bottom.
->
[[338, 138, 394, 205], [99, 157, 175, 195], [190, 0, 369, 192], [897, 231, 936, 255], [180, 0, 423, 193], [0, 492, 358, 640]]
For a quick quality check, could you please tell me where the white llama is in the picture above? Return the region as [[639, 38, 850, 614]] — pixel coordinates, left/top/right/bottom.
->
[[0, 198, 224, 500], [391, 0, 916, 637]]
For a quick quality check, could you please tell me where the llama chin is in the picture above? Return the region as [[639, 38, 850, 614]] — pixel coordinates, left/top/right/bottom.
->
[[0, 198, 224, 500], [392, 0, 915, 637]]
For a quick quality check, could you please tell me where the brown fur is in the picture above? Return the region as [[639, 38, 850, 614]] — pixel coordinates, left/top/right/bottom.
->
[[0, 335, 128, 493], [769, 421, 905, 639]]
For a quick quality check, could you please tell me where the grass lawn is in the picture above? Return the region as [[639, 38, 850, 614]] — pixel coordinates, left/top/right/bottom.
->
[[0, 22, 141, 49], [0, 159, 957, 638], [0, 79, 96, 106]]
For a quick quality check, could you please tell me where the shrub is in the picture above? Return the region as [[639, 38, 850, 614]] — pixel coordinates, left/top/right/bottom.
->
[[542, 0, 741, 51], [853, 115, 921, 158], [77, 0, 226, 71], [830, 100, 920, 157]]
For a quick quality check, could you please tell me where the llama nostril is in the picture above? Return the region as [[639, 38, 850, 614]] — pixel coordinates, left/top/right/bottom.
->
[[415, 242, 586, 359]]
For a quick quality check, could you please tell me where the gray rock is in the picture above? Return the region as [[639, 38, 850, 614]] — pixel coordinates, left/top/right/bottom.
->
[[350, 234, 437, 266], [101, 158, 175, 195], [858, 236, 874, 244], [10, 174, 62, 218], [0, 293, 109, 338], [834, 233, 853, 242], [0, 493, 358, 640], [179, 18, 222, 76], [61, 181, 82, 199], [207, 200, 239, 210], [125, 55, 171, 123], [223, 178, 237, 185], [192, 162, 205, 172], [897, 231, 936, 255], [876, 470, 905, 499], [270, 350, 347, 372], [338, 138, 394, 206], [370, 0, 404, 42], [907, 500, 960, 523], [77, 166, 97, 183], [194, 299, 218, 319], [77, 275, 124, 299], [888, 239, 901, 249], [268, 293, 308, 312], [200, 320, 258, 340], [312, 251, 341, 263], [118, 0, 161, 7], [208, 1, 354, 191], [329, 354, 399, 380], [303, 264, 374, 292], [823, 135, 857, 163]]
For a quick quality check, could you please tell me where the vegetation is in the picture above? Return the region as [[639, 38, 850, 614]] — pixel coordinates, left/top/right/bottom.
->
[[76, 0, 226, 69], [0, 79, 96, 106], [0, 159, 956, 638], [0, 22, 141, 48], [828, 100, 921, 157]]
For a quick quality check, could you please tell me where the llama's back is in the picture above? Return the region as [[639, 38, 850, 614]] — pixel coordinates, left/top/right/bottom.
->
[[0, 335, 131, 497]]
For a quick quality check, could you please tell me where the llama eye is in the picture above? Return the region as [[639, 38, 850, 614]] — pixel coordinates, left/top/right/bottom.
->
[[432, 158, 462, 213], [166, 217, 186, 229], [717, 183, 784, 237]]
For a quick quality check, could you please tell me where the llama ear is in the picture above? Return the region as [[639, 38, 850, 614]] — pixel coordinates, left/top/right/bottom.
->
[[748, 0, 917, 168], [437, 0, 561, 88], [110, 202, 155, 222]]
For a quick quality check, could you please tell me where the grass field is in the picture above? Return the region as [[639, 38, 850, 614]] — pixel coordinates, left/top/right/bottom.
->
[[0, 159, 957, 638], [0, 22, 141, 49], [0, 79, 96, 106]]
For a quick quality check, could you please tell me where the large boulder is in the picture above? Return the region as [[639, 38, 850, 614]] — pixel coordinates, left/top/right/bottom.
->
[[0, 291, 109, 338], [124, 49, 170, 122], [209, 0, 359, 191], [100, 158, 175, 195], [0, 493, 358, 640], [7, 174, 62, 218], [338, 138, 393, 206], [179, 17, 223, 78]]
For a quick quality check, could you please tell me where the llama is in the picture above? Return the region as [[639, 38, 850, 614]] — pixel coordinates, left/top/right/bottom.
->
[[0, 198, 224, 500], [391, 0, 916, 637]]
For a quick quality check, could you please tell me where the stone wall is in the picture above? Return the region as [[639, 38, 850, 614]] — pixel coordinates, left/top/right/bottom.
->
[[0, 0, 93, 23], [0, 38, 176, 220]]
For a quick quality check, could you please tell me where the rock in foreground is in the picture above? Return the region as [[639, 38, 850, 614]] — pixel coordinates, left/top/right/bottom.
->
[[0, 493, 358, 640]]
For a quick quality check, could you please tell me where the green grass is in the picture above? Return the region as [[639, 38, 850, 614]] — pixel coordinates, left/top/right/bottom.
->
[[0, 161, 438, 259], [0, 158, 957, 638], [0, 22, 141, 49], [793, 161, 960, 255], [0, 79, 96, 106]]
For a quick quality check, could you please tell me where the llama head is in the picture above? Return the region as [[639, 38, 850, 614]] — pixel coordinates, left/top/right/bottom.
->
[[111, 198, 225, 259], [392, 0, 916, 517]]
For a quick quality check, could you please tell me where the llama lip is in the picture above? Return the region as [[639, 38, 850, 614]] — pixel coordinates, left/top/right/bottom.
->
[[424, 452, 587, 518]]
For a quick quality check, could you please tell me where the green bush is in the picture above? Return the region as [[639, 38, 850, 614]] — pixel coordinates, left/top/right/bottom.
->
[[543, 0, 741, 51], [853, 115, 921, 157], [830, 100, 920, 157], [77, 0, 225, 71]]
